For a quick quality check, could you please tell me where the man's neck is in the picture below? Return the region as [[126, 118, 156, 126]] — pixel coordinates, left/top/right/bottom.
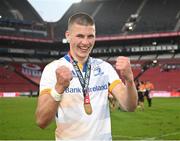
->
[[69, 52, 88, 65], [75, 56, 88, 65]]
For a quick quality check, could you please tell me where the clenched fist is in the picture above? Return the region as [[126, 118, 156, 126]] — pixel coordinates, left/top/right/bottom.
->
[[115, 56, 134, 82], [55, 66, 73, 94]]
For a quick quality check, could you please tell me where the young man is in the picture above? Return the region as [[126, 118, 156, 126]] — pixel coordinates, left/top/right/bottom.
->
[[35, 12, 138, 141]]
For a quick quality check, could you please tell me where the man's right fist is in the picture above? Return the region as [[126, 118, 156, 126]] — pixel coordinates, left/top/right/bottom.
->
[[55, 66, 73, 94]]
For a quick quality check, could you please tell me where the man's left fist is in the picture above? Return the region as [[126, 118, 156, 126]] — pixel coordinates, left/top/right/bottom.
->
[[115, 56, 134, 81]]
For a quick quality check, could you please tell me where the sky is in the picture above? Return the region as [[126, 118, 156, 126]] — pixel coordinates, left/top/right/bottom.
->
[[28, 0, 82, 22]]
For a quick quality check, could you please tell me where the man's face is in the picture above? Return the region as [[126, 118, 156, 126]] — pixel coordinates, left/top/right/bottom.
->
[[66, 23, 96, 61]]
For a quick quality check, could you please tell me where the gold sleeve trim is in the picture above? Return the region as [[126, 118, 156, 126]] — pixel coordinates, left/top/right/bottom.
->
[[108, 80, 122, 93], [40, 88, 52, 96]]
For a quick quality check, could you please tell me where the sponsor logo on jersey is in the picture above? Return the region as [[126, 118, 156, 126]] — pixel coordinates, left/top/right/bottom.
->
[[65, 84, 108, 94]]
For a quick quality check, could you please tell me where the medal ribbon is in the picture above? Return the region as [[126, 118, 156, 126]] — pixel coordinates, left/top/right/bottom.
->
[[69, 54, 91, 104]]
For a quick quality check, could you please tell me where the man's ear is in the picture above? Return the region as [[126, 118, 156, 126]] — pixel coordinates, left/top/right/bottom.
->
[[65, 31, 70, 42], [67, 38, 70, 43]]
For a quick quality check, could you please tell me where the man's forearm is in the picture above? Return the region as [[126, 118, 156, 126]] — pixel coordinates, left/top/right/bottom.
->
[[36, 94, 59, 129], [125, 80, 138, 111]]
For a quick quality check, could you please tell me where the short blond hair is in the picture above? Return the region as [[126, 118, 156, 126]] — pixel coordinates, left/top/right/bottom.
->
[[68, 12, 95, 30]]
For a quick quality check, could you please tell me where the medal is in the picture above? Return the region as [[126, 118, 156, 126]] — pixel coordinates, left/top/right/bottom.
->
[[69, 53, 92, 115]]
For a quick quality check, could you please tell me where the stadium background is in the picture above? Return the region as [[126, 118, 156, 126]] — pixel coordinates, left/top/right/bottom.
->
[[0, 0, 180, 140]]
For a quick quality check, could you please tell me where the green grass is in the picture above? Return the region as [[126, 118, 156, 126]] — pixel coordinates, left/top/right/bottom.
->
[[0, 97, 180, 140], [0, 97, 55, 140], [111, 98, 180, 140]]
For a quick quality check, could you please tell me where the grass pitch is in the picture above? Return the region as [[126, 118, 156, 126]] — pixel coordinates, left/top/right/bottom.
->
[[0, 97, 180, 140]]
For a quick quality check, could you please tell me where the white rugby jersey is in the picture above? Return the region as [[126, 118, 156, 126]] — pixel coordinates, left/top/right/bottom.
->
[[40, 54, 121, 141]]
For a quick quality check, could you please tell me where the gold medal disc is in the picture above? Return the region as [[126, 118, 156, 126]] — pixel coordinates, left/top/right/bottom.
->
[[84, 103, 92, 115]]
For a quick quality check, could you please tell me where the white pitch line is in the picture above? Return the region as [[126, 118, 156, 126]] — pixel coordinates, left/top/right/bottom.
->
[[113, 135, 144, 140], [153, 131, 180, 139], [113, 131, 180, 140]]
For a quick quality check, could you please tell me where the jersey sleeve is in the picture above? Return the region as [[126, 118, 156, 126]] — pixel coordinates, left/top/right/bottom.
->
[[39, 62, 57, 93], [105, 62, 122, 93], [39, 59, 73, 95]]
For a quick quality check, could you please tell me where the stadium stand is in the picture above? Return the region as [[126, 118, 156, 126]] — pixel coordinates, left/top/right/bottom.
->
[[133, 0, 180, 33], [0, 0, 179, 95], [131, 60, 180, 91], [0, 0, 50, 39], [54, 0, 180, 40], [0, 64, 38, 92], [5, 0, 43, 22], [54, 0, 144, 40]]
